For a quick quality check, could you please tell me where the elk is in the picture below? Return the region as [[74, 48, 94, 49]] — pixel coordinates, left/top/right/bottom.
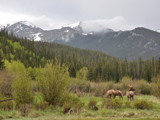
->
[[106, 89, 123, 99], [126, 85, 135, 101]]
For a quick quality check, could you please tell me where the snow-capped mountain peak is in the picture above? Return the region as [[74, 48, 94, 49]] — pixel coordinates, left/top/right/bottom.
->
[[5, 21, 43, 41]]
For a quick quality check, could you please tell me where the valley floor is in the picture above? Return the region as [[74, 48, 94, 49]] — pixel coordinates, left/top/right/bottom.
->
[[1, 95, 160, 120]]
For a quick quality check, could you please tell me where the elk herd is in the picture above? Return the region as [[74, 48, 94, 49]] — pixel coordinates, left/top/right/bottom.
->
[[106, 85, 135, 101]]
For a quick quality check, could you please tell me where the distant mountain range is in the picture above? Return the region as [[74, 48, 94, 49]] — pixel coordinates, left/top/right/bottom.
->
[[3, 21, 160, 60]]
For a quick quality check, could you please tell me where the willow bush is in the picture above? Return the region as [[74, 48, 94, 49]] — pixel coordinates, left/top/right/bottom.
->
[[36, 62, 69, 105]]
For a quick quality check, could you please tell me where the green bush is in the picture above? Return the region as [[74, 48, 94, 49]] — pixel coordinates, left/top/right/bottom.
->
[[151, 75, 160, 97], [94, 83, 106, 97], [76, 67, 88, 80], [20, 104, 31, 117], [88, 100, 98, 111], [124, 101, 131, 108], [12, 73, 33, 104], [121, 77, 134, 90], [0, 70, 13, 97], [134, 99, 153, 110], [7, 61, 33, 104], [0, 100, 16, 111], [63, 94, 84, 114], [102, 98, 122, 109], [37, 62, 69, 106], [33, 93, 48, 110], [67, 78, 89, 93], [137, 80, 151, 95]]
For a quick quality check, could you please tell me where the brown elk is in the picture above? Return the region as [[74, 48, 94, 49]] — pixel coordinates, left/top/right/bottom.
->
[[106, 89, 123, 99], [126, 85, 135, 101]]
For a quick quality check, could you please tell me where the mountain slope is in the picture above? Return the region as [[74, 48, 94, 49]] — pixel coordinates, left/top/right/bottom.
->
[[5, 21, 160, 60], [64, 27, 160, 60]]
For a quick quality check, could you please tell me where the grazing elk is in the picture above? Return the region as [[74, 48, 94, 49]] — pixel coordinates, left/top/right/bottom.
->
[[106, 89, 115, 98], [106, 89, 123, 99]]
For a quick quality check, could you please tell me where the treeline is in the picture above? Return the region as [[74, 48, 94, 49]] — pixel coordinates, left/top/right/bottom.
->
[[0, 28, 160, 82]]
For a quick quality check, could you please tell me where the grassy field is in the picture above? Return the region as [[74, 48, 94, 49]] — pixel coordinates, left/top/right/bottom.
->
[[0, 95, 160, 120]]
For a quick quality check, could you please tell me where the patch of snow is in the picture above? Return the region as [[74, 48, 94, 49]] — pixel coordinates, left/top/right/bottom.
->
[[113, 31, 122, 38], [144, 39, 158, 49], [144, 41, 151, 48], [61, 36, 69, 42], [131, 32, 143, 37], [89, 32, 93, 35], [20, 27, 23, 30], [156, 30, 160, 33], [19, 21, 36, 28], [32, 33, 41, 41], [64, 29, 69, 32], [82, 33, 88, 36]]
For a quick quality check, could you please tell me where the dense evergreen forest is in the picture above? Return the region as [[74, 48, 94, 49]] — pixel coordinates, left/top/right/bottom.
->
[[0, 28, 160, 82]]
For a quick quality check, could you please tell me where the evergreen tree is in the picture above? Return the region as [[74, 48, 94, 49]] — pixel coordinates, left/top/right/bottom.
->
[[0, 49, 5, 69]]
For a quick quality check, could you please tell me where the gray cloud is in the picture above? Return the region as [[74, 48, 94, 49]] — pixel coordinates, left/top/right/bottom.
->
[[0, 0, 159, 30]]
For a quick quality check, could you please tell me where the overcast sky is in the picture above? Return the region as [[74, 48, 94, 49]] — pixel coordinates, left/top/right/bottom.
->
[[0, 0, 160, 31]]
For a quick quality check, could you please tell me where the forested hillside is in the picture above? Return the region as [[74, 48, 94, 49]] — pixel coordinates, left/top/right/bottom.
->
[[0, 28, 160, 82]]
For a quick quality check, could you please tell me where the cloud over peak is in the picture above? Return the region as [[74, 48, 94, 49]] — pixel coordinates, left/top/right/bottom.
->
[[80, 16, 143, 33]]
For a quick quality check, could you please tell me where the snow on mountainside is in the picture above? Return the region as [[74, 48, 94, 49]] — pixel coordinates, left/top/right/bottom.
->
[[18, 21, 37, 28], [5, 21, 114, 42], [6, 21, 43, 40], [156, 30, 160, 33], [32, 33, 41, 41]]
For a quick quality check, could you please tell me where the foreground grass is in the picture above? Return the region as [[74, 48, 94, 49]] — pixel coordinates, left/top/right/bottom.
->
[[0, 95, 160, 120]]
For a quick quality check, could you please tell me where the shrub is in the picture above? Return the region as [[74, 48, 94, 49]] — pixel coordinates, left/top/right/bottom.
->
[[94, 83, 106, 97], [121, 77, 134, 90], [39, 101, 48, 110], [37, 62, 69, 106], [105, 81, 115, 90], [134, 99, 153, 110], [67, 78, 92, 94], [124, 101, 131, 108], [151, 75, 160, 97], [33, 93, 48, 110], [102, 98, 122, 109], [0, 100, 16, 111], [20, 104, 31, 117], [0, 49, 5, 70], [0, 70, 14, 97], [63, 94, 84, 114], [88, 100, 98, 111], [6, 61, 33, 104], [12, 72, 33, 104], [76, 67, 88, 80], [137, 80, 151, 95]]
